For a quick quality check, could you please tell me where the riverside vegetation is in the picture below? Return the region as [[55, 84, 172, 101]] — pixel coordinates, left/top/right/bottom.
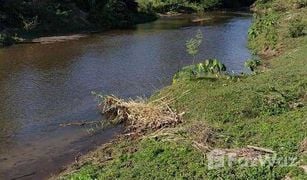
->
[[56, 0, 307, 179], [0, 0, 156, 47], [0, 0, 255, 47], [138, 0, 255, 13], [57, 0, 307, 179]]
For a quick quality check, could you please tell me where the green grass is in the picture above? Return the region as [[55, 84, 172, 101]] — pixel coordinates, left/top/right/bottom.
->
[[155, 36, 307, 153], [59, 1, 307, 179], [249, 0, 307, 55], [63, 139, 306, 179]]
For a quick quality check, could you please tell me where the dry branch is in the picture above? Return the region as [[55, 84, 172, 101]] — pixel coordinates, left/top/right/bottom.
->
[[59, 121, 100, 127]]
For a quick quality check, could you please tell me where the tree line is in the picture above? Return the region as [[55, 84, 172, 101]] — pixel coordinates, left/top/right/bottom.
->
[[0, 0, 255, 46]]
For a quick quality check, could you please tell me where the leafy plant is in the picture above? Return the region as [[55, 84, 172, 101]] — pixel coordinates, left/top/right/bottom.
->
[[201, 0, 222, 10], [20, 15, 39, 31], [186, 30, 203, 64], [191, 59, 227, 78], [245, 58, 261, 72], [248, 12, 280, 53]]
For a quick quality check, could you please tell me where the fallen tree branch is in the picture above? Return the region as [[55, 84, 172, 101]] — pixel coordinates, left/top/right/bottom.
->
[[59, 121, 100, 127]]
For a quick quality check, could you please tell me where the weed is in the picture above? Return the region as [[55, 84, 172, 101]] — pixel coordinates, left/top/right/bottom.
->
[[186, 30, 203, 64]]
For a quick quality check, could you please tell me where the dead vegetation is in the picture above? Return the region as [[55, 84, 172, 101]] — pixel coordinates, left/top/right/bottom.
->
[[300, 91, 307, 104], [186, 123, 276, 163], [74, 94, 283, 165], [187, 123, 217, 152], [99, 95, 183, 135]]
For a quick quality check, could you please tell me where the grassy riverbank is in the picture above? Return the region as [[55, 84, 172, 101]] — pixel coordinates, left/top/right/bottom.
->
[[58, 0, 306, 179]]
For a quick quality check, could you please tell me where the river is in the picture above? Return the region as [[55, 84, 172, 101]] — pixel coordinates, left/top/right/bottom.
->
[[0, 12, 252, 179]]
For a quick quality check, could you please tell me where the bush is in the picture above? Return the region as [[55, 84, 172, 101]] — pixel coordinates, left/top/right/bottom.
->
[[201, 0, 222, 10], [89, 0, 136, 29], [248, 12, 280, 53], [244, 58, 261, 72], [289, 17, 305, 38], [137, 0, 155, 13], [137, 0, 252, 13], [191, 59, 227, 79], [0, 1, 89, 33], [137, 0, 200, 13]]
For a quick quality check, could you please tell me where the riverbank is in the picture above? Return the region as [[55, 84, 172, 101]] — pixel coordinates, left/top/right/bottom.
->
[[0, 13, 157, 46], [56, 0, 307, 179], [19, 11, 249, 45], [0, 0, 258, 47], [0, 12, 252, 179]]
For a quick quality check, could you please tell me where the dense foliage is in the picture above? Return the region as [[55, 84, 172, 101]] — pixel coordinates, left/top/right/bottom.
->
[[289, 16, 305, 38], [0, 0, 155, 46], [0, 0, 256, 46], [137, 0, 255, 13], [248, 0, 307, 55]]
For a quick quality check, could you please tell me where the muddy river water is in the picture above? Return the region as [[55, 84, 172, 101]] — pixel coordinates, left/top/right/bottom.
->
[[0, 12, 252, 179]]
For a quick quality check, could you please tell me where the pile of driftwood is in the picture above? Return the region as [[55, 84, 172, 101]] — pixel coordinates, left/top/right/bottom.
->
[[99, 95, 183, 134]]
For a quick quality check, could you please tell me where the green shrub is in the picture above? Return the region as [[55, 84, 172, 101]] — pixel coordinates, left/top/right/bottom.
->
[[0, 0, 145, 36], [201, 0, 222, 10], [244, 58, 261, 72], [137, 0, 242, 13], [248, 12, 280, 53], [191, 59, 227, 79], [137, 0, 155, 13], [260, 92, 289, 115], [89, 0, 135, 28], [0, 1, 89, 33], [137, 0, 200, 13], [289, 17, 305, 38]]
